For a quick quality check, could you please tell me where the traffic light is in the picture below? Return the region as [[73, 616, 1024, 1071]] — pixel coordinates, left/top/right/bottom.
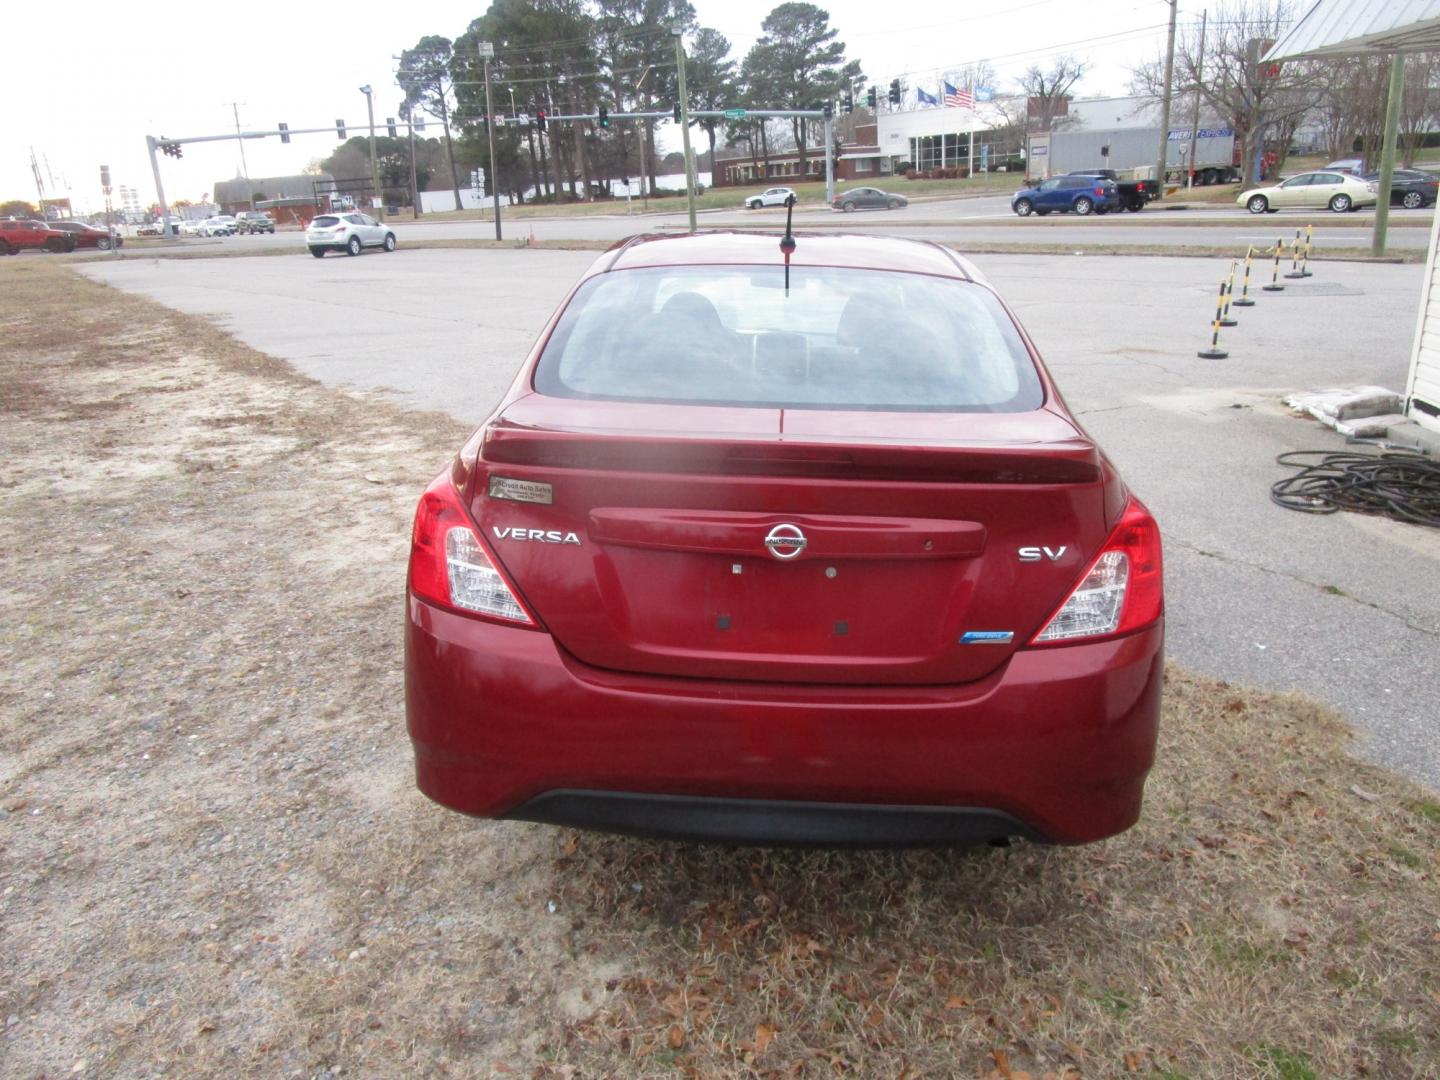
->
[[415, 116, 425, 132], [673, 101, 682, 123], [336, 119, 347, 140], [888, 79, 901, 105], [279, 122, 290, 144], [387, 117, 398, 139], [160, 140, 182, 159], [843, 91, 854, 114], [598, 105, 609, 128], [100, 165, 111, 190], [537, 109, 547, 131], [867, 86, 877, 110], [823, 100, 833, 119]]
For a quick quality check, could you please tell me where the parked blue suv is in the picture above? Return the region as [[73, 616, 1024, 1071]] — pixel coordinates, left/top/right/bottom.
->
[[1011, 175, 1122, 217]]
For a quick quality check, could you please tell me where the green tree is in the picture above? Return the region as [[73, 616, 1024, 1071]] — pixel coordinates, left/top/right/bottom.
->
[[596, 0, 696, 195], [686, 28, 737, 179], [748, 3, 862, 173], [398, 36, 464, 210], [455, 0, 598, 201], [1, 199, 39, 219]]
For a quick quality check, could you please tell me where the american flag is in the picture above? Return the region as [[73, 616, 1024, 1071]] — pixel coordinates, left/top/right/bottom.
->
[[943, 81, 975, 109]]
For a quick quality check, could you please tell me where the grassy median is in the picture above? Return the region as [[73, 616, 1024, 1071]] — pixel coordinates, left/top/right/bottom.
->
[[1, 258, 1436, 1079]]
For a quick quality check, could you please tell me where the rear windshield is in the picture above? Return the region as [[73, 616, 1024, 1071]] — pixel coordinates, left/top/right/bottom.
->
[[312, 216, 340, 227], [533, 265, 1044, 411]]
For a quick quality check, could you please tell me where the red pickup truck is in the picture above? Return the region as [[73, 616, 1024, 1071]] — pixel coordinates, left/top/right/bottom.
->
[[0, 219, 78, 255]]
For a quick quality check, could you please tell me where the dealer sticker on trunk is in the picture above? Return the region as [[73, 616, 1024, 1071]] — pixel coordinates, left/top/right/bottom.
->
[[489, 476, 554, 505]]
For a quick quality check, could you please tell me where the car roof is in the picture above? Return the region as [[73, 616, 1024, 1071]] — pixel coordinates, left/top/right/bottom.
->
[[598, 231, 977, 282]]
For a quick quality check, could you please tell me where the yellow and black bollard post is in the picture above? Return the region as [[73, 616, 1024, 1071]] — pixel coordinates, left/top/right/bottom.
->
[[1233, 245, 1256, 307], [1262, 239, 1285, 292], [1220, 260, 1239, 326], [1299, 223, 1314, 277], [1284, 228, 1305, 279], [1198, 277, 1229, 359]]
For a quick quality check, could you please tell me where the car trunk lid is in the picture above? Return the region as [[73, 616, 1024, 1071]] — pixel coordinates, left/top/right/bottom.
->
[[472, 396, 1110, 685]]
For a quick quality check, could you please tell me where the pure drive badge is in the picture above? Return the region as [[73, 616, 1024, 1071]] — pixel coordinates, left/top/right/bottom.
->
[[959, 631, 1015, 645]]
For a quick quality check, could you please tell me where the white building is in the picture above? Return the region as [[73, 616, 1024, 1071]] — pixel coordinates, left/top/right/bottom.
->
[[875, 100, 1018, 173]]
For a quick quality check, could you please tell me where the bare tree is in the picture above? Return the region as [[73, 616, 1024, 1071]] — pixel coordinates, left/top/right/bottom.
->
[[949, 61, 998, 95], [1128, 0, 1325, 186], [1400, 52, 1440, 167], [1017, 56, 1089, 133]]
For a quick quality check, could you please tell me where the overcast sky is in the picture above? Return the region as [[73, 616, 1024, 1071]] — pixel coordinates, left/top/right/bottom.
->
[[3, 0, 1183, 213]]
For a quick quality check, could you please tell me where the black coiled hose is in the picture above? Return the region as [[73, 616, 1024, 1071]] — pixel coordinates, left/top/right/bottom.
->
[[1270, 449, 1440, 528]]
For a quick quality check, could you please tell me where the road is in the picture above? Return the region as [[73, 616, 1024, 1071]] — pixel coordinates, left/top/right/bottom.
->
[[129, 192, 1435, 252], [80, 249, 1440, 790]]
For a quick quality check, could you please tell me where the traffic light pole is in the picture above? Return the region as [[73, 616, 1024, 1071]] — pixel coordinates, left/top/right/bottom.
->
[[145, 136, 173, 241], [824, 113, 835, 206]]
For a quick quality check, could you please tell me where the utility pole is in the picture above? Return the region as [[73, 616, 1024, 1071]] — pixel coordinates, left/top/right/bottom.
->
[[359, 85, 384, 221], [479, 41, 501, 241], [635, 66, 654, 210], [1153, 0, 1179, 200], [1372, 53, 1405, 257], [227, 102, 251, 210], [1186, 9, 1207, 189], [408, 117, 420, 219], [672, 26, 698, 233]]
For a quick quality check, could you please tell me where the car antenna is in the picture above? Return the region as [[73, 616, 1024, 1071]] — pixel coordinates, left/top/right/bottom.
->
[[780, 195, 796, 296]]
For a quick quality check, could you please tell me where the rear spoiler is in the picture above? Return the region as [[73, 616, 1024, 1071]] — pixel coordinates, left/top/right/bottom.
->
[[482, 425, 1101, 484]]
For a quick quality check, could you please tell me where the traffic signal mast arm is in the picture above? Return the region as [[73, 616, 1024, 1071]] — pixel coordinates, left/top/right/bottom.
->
[[144, 106, 833, 238], [149, 108, 828, 144]]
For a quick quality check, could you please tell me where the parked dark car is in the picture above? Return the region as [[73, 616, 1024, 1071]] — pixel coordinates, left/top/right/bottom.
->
[[50, 221, 122, 250], [831, 187, 908, 211], [1012, 175, 1123, 217], [1064, 170, 1159, 212], [235, 211, 276, 234], [1363, 168, 1438, 209], [404, 232, 1164, 847]]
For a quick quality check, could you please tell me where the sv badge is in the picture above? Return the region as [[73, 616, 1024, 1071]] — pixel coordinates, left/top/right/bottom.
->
[[1018, 545, 1067, 562]]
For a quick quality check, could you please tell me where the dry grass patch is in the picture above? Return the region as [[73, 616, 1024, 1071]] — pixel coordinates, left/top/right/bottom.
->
[[0, 259, 1436, 1079]]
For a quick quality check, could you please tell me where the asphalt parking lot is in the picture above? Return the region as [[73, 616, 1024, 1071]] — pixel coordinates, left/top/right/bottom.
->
[[81, 248, 1439, 789]]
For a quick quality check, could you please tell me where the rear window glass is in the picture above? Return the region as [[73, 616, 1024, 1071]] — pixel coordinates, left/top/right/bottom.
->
[[313, 216, 339, 226], [533, 265, 1043, 412]]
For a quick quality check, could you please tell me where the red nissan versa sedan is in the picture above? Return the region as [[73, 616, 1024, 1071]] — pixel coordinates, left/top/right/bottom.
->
[[405, 232, 1163, 847]]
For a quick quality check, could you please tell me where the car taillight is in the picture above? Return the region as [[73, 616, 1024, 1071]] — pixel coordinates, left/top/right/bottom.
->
[[1030, 497, 1162, 646], [408, 473, 536, 626], [1095, 186, 1105, 196]]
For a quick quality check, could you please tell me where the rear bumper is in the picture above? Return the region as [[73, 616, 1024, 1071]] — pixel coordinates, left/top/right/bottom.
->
[[405, 598, 1163, 846]]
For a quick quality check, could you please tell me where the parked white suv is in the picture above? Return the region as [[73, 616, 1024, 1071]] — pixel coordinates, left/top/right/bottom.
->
[[305, 212, 397, 257], [744, 186, 797, 209], [200, 215, 237, 237]]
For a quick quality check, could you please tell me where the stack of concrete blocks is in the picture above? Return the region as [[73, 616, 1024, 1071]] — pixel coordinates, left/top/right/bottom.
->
[[1282, 386, 1407, 438]]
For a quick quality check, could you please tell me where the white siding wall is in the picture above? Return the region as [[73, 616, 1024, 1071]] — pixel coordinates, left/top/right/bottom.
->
[[1405, 199, 1440, 433]]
